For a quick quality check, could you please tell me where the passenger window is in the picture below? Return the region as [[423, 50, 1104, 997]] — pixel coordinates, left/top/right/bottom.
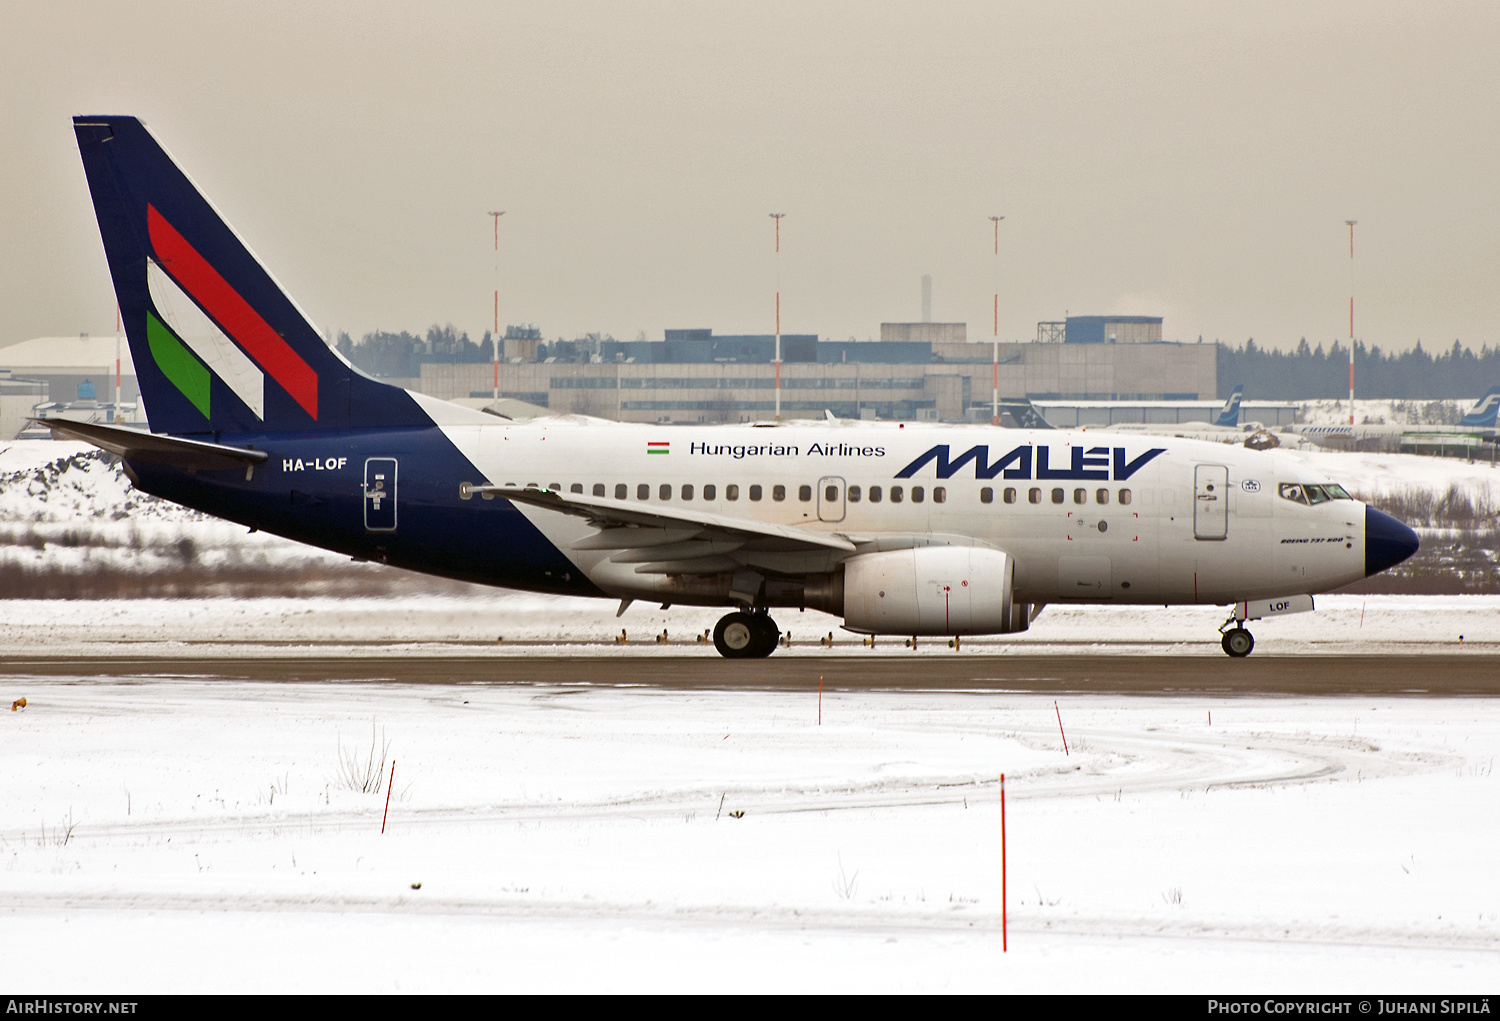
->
[[848, 485, 862, 503], [681, 484, 693, 500], [703, 484, 716, 500], [911, 486, 925, 504], [726, 484, 739, 500], [570, 483, 583, 494], [659, 484, 672, 500], [1051, 488, 1064, 504], [1073, 488, 1086, 505], [980, 487, 994, 504], [891, 486, 904, 504], [799, 485, 812, 502], [592, 484, 605, 497], [615, 483, 628, 499], [549, 483, 561, 492], [1004, 488, 1017, 504], [824, 485, 838, 502], [772, 485, 786, 501], [869, 486, 882, 503], [637, 483, 649, 500], [1096, 488, 1109, 505], [1029, 487, 1041, 504], [750, 485, 762, 501], [1119, 488, 1132, 505], [933, 487, 945, 504]]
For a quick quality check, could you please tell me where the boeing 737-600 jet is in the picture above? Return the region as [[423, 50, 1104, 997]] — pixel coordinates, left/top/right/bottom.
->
[[51, 116, 1420, 658]]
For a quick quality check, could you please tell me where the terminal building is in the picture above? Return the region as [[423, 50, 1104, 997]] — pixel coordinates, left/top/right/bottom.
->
[[420, 316, 1219, 424], [1, 315, 1240, 436]]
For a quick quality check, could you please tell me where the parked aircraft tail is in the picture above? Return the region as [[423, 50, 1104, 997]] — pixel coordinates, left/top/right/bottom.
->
[[1214, 385, 1244, 428], [73, 116, 428, 436], [998, 398, 1055, 430], [1459, 386, 1500, 428]]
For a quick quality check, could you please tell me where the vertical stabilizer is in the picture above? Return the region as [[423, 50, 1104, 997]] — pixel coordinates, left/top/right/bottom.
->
[[73, 116, 428, 436], [1214, 385, 1245, 428], [1459, 386, 1500, 428]]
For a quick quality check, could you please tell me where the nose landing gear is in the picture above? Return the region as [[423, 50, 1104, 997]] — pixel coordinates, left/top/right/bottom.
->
[[713, 611, 780, 659], [1220, 626, 1255, 657], [1219, 610, 1255, 657]]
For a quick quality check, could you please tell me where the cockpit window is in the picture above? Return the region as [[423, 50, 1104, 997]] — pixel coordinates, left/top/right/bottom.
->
[[1279, 482, 1352, 506]]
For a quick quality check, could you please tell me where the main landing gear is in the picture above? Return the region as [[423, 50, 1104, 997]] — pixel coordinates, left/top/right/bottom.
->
[[1219, 620, 1255, 658], [713, 611, 779, 659]]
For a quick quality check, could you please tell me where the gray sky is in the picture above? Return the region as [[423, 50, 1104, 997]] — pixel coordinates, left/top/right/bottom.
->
[[4, 1, 1498, 352]]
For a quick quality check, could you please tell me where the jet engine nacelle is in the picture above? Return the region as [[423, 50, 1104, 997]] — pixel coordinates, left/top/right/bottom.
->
[[842, 546, 1026, 635]]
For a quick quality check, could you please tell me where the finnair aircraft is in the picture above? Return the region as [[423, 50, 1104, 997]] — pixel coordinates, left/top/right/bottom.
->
[[1286, 388, 1500, 449], [55, 116, 1420, 658], [1092, 386, 1252, 441]]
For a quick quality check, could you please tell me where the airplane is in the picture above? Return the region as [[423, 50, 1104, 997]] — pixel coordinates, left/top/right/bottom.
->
[[1284, 387, 1500, 449], [53, 115, 1420, 659], [1086, 386, 1252, 442]]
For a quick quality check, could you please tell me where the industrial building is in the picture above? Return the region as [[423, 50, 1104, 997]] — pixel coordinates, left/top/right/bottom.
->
[[0, 335, 140, 430], [2, 314, 1227, 435], [1032, 398, 1297, 429], [419, 319, 1217, 424]]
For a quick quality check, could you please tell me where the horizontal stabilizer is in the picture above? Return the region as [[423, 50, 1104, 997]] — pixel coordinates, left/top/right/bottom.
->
[[35, 418, 268, 471]]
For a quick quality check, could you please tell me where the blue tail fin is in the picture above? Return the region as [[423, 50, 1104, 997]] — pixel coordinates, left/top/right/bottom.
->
[[1459, 386, 1500, 428], [1214, 385, 1244, 428], [73, 116, 428, 436]]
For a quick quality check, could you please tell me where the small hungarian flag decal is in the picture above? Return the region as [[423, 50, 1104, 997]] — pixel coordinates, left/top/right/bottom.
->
[[647, 441, 670, 455]]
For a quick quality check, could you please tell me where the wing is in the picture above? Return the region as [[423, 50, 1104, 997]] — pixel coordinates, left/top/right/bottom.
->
[[473, 484, 856, 577]]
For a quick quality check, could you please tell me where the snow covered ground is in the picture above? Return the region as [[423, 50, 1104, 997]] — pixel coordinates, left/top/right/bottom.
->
[[4, 440, 1500, 991], [0, 592, 1496, 657], [0, 672, 1496, 993], [1289, 397, 1481, 429]]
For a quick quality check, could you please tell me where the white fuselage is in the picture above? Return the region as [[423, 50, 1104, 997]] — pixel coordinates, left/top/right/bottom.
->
[[434, 416, 1368, 608]]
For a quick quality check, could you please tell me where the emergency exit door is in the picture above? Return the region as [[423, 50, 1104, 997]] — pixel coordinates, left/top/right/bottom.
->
[[817, 476, 846, 522], [364, 458, 398, 532], [1193, 464, 1228, 540]]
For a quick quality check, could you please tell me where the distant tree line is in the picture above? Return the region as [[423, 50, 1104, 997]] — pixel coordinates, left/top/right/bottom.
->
[[1217, 338, 1500, 400], [336, 325, 495, 378]]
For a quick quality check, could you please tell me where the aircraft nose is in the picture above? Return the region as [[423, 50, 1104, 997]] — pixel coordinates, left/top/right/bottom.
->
[[1365, 505, 1420, 577]]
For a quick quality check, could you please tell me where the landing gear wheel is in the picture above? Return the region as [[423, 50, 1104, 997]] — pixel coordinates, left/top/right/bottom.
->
[[749, 613, 780, 658], [712, 612, 780, 658], [1221, 627, 1255, 658], [714, 612, 759, 658]]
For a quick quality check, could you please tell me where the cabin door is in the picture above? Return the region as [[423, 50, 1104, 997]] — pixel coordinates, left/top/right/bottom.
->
[[1193, 464, 1228, 540]]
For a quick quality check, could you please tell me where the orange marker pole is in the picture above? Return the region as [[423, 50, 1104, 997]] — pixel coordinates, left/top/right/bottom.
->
[[381, 760, 396, 834], [1054, 701, 1069, 756], [818, 673, 823, 726], [1001, 772, 1007, 952]]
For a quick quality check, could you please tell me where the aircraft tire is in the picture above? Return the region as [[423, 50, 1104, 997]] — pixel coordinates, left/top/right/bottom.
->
[[1221, 627, 1255, 658], [714, 612, 761, 658], [749, 613, 780, 658]]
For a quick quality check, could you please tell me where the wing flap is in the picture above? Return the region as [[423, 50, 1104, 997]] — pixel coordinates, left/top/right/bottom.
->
[[483, 485, 857, 554]]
